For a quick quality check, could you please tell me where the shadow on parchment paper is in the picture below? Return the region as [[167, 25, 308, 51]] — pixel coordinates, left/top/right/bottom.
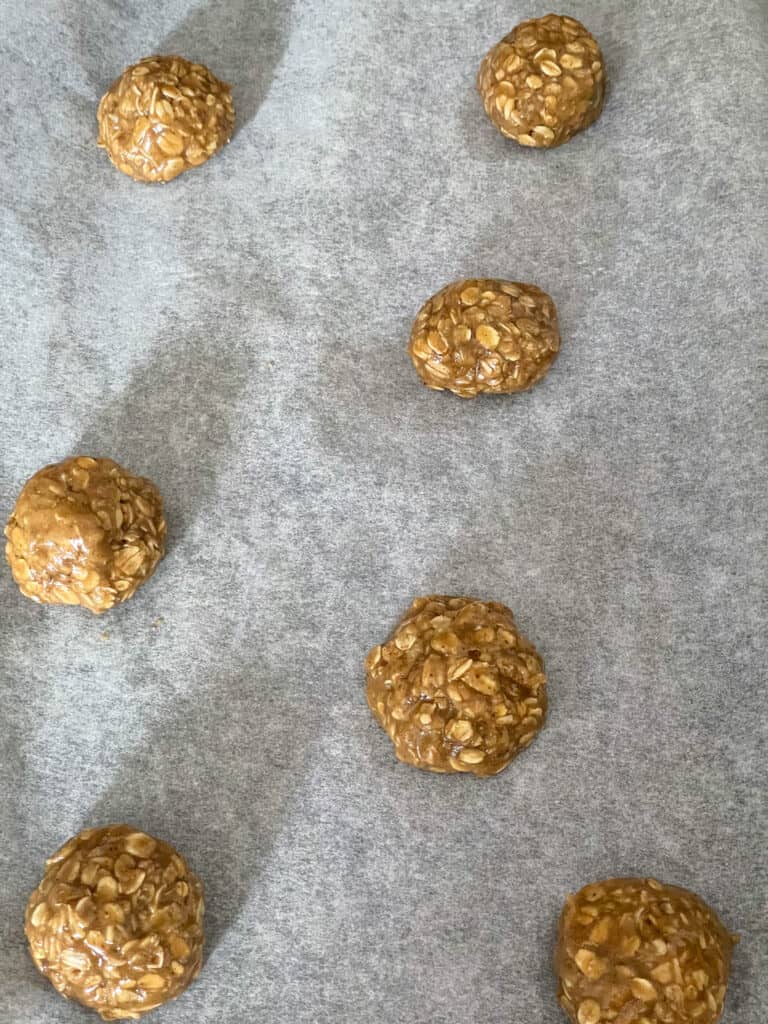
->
[[74, 314, 252, 556], [457, 84, 525, 169], [86, 670, 314, 954], [158, 0, 295, 135], [67, 0, 292, 137], [531, 906, 560, 1019]]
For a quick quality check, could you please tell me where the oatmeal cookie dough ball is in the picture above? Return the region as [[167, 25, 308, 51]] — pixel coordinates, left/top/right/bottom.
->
[[477, 14, 605, 148], [97, 55, 234, 182], [366, 596, 547, 776], [408, 279, 560, 397], [555, 878, 737, 1024], [25, 825, 204, 1020], [4, 456, 166, 614]]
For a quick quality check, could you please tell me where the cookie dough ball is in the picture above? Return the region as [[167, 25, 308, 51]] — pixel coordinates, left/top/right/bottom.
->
[[556, 878, 737, 1024], [477, 14, 605, 148], [4, 456, 166, 614], [97, 55, 234, 182], [366, 596, 546, 775], [408, 279, 560, 398], [25, 825, 204, 1020]]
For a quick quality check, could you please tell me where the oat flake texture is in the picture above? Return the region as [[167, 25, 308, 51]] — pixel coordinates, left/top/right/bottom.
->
[[366, 595, 547, 775], [97, 55, 234, 182], [477, 14, 606, 148], [1, 1, 765, 1022], [25, 825, 204, 1020], [555, 878, 737, 1024], [408, 278, 560, 397], [4, 456, 166, 614]]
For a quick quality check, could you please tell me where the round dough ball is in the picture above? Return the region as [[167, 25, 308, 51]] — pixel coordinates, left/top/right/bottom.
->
[[25, 825, 204, 1020], [4, 456, 166, 614], [477, 14, 605, 148], [97, 55, 234, 182], [366, 595, 547, 775], [555, 877, 737, 1024], [408, 279, 560, 398]]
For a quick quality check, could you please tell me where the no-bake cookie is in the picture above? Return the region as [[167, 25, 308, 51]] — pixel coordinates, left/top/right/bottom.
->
[[5, 456, 165, 613], [25, 825, 204, 1020], [556, 877, 737, 1024], [478, 14, 605, 148], [97, 55, 234, 182], [408, 279, 560, 397], [366, 595, 547, 775]]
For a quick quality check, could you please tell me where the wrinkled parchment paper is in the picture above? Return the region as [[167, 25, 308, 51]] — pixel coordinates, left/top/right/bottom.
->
[[1, 1, 766, 1021]]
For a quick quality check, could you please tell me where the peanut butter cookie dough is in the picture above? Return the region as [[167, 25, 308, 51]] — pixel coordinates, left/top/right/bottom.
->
[[408, 279, 560, 397], [477, 14, 605, 148], [366, 596, 546, 775], [25, 825, 204, 1020], [5, 456, 166, 614], [97, 56, 234, 182], [556, 878, 737, 1024]]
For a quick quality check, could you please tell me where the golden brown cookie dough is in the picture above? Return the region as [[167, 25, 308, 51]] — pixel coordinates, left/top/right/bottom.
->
[[366, 596, 546, 776], [408, 279, 560, 398], [25, 825, 204, 1021], [97, 56, 234, 182], [555, 877, 737, 1024], [477, 14, 605, 148], [4, 456, 166, 614]]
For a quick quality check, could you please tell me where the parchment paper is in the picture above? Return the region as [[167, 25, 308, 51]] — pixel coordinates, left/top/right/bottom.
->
[[1, 1, 766, 1021]]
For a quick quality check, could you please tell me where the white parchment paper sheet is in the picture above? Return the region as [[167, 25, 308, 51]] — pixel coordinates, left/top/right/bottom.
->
[[1, 1, 766, 1021]]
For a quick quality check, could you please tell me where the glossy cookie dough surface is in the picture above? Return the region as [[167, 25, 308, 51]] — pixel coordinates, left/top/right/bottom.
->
[[477, 14, 605, 148], [366, 596, 547, 775], [408, 279, 560, 397], [25, 825, 204, 1021], [97, 55, 234, 182], [556, 877, 737, 1024], [4, 456, 166, 613]]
